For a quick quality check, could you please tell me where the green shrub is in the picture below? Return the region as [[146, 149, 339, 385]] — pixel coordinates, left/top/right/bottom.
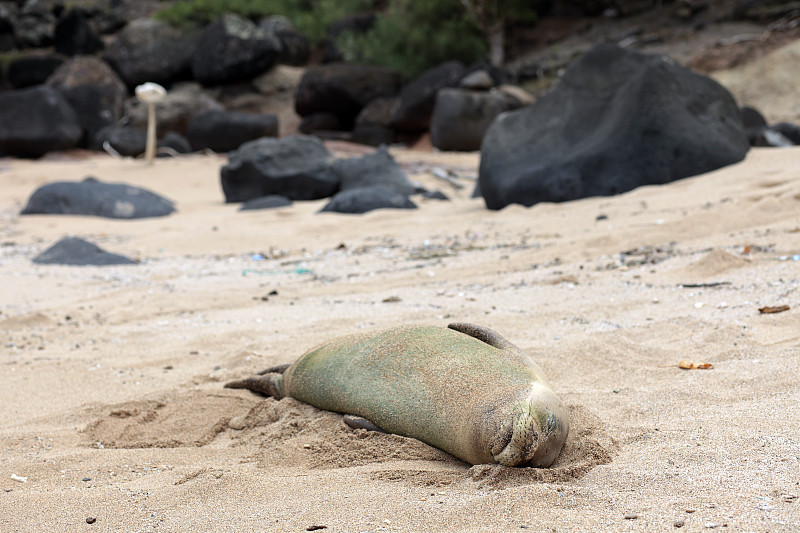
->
[[155, 0, 373, 44], [336, 0, 488, 79]]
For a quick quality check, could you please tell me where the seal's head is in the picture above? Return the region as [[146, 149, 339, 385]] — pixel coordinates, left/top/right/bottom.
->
[[487, 385, 569, 467]]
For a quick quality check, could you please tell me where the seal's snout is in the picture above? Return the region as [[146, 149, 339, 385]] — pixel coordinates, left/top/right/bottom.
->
[[491, 390, 569, 468]]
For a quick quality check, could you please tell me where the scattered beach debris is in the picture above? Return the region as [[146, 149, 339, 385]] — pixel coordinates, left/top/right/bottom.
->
[[679, 282, 732, 288], [758, 305, 790, 314], [677, 361, 713, 370], [10, 474, 27, 483]]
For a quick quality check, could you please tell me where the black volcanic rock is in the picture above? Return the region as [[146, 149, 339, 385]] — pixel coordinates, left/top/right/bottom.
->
[[319, 185, 417, 214], [220, 135, 338, 202], [0, 85, 82, 158], [33, 237, 137, 266], [478, 44, 750, 209], [21, 177, 175, 219]]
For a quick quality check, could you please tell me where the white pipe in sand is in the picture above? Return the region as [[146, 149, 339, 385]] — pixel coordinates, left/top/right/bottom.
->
[[134, 82, 167, 166]]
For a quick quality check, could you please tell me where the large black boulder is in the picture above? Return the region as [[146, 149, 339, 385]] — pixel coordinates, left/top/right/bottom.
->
[[191, 13, 280, 86], [21, 177, 175, 219], [295, 64, 402, 130], [319, 185, 417, 214], [390, 61, 466, 133], [187, 110, 278, 152], [220, 135, 338, 202], [0, 85, 82, 158], [332, 145, 415, 195], [33, 237, 136, 266], [478, 44, 750, 210], [103, 18, 198, 88]]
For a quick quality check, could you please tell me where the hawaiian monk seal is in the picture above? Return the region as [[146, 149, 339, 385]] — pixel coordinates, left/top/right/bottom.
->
[[225, 323, 569, 467]]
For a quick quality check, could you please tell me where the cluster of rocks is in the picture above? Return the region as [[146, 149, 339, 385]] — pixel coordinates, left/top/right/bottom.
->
[[295, 60, 534, 151], [0, 2, 536, 159], [222, 135, 443, 214]]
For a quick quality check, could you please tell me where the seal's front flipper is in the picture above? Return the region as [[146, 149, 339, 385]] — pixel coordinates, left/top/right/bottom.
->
[[224, 375, 283, 399], [258, 363, 290, 375], [343, 414, 387, 433], [448, 322, 516, 351]]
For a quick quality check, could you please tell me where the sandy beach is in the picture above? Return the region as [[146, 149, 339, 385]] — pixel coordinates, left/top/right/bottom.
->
[[1, 142, 799, 531]]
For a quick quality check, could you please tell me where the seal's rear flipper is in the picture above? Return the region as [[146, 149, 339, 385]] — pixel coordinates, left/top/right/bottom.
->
[[257, 363, 290, 375], [343, 414, 387, 433], [448, 322, 516, 351], [224, 375, 283, 399]]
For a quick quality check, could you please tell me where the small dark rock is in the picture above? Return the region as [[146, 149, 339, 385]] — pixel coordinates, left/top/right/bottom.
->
[[431, 88, 517, 152], [21, 177, 175, 219], [295, 64, 403, 130], [187, 110, 278, 152], [320, 185, 417, 214], [390, 61, 466, 133], [332, 145, 415, 195], [259, 16, 309, 66], [33, 237, 137, 266], [416, 188, 449, 201], [157, 131, 192, 155], [299, 112, 342, 134], [7, 54, 65, 89], [740, 106, 767, 130], [771, 122, 800, 145], [86, 517, 96, 524], [93, 126, 147, 157], [239, 195, 293, 211]]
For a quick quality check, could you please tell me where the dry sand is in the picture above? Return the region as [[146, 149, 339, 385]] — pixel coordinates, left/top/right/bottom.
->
[[1, 141, 799, 532]]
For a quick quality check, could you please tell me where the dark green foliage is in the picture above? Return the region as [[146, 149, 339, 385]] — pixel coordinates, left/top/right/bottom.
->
[[337, 0, 488, 79], [155, 0, 374, 44]]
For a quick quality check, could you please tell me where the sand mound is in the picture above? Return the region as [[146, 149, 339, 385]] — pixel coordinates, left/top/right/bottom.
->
[[677, 248, 751, 281], [83, 390, 250, 448]]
